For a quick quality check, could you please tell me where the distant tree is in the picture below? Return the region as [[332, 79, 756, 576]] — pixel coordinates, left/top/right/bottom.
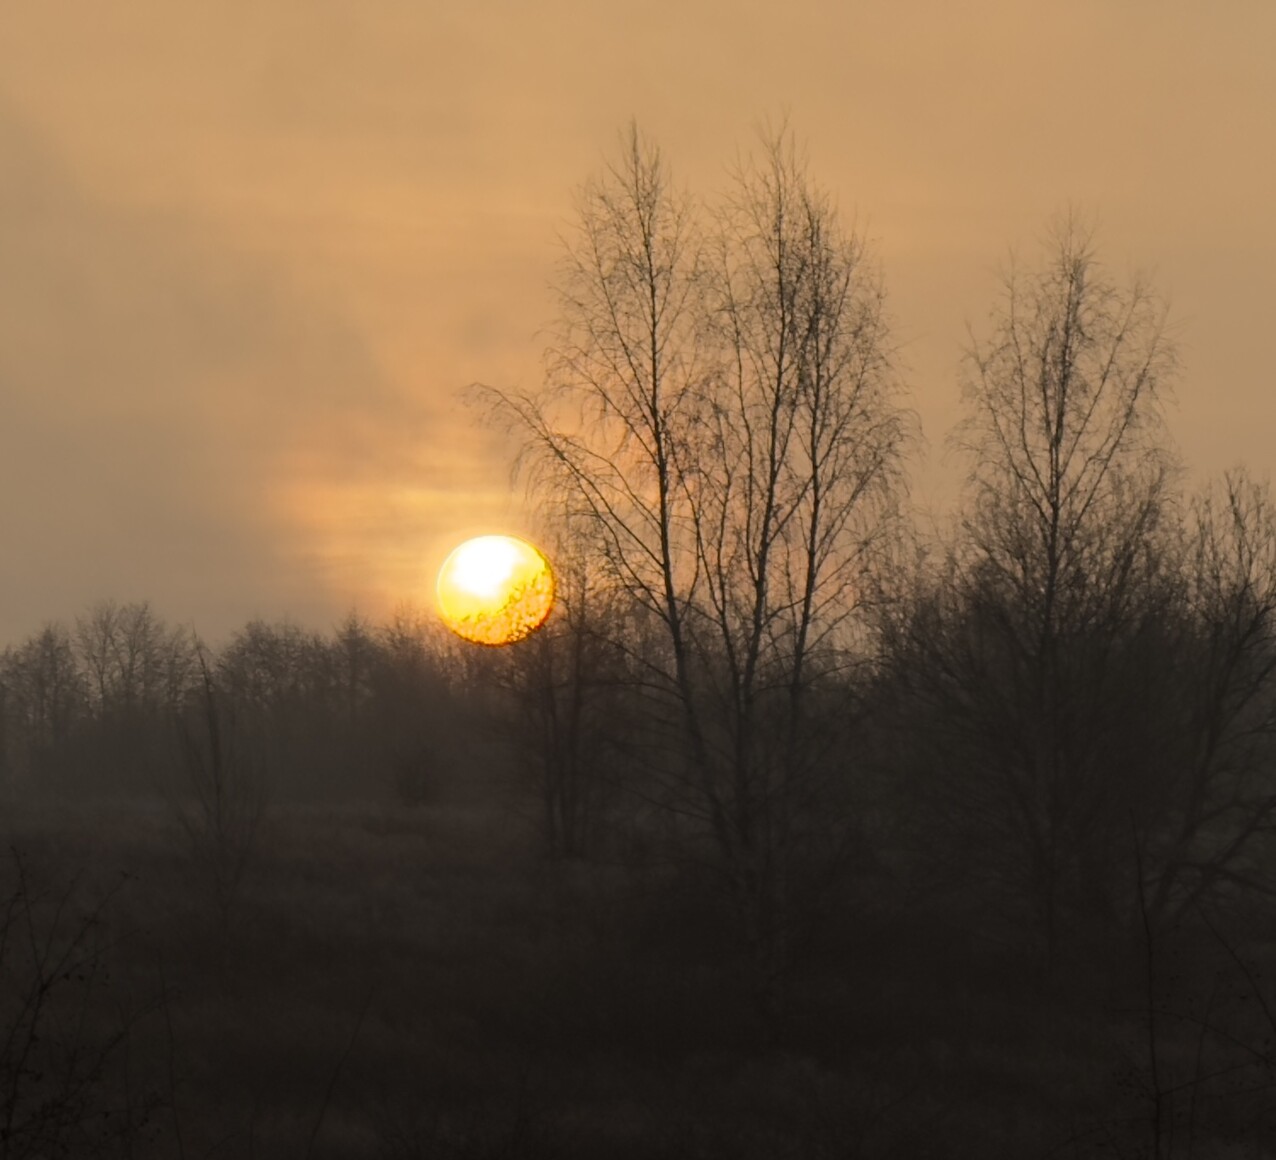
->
[[218, 619, 328, 709], [1143, 468, 1276, 925], [214, 613, 460, 803], [882, 217, 1178, 965], [74, 600, 196, 717], [216, 619, 333, 796], [367, 605, 461, 804], [0, 624, 85, 793], [175, 647, 268, 931], [479, 124, 909, 1018], [331, 611, 377, 728], [69, 601, 197, 794]]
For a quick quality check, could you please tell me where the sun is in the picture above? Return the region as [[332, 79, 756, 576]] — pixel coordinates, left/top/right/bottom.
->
[[435, 535, 555, 646]]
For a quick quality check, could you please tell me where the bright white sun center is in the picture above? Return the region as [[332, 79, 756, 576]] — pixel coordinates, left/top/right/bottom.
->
[[451, 538, 518, 599]]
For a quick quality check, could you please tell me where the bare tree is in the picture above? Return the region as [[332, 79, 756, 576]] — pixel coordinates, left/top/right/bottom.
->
[[370, 606, 456, 805], [892, 217, 1178, 965], [73, 600, 196, 717], [0, 624, 85, 795], [0, 850, 155, 1157], [1144, 468, 1276, 925], [174, 647, 268, 932], [478, 124, 909, 1019], [71, 600, 199, 795], [331, 611, 377, 729], [499, 519, 635, 859], [215, 619, 333, 798]]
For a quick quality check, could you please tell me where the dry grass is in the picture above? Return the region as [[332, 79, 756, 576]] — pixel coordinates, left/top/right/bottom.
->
[[1, 794, 1271, 1158]]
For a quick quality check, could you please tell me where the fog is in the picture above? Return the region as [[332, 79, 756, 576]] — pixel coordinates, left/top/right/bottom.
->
[[3, 0, 1275, 642], [4, 3, 1276, 1154]]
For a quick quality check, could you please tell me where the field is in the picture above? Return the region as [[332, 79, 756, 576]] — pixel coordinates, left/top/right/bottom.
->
[[2, 782, 1273, 1160]]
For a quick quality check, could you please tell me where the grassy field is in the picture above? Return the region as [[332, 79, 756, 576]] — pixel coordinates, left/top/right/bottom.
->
[[2, 790, 1272, 1159]]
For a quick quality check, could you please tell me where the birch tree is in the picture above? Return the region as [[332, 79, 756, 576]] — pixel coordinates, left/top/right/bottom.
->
[[893, 218, 1178, 965], [479, 125, 909, 1019]]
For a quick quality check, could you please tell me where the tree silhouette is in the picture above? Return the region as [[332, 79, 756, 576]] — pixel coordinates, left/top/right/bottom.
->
[[478, 124, 910, 1018], [881, 217, 1179, 965]]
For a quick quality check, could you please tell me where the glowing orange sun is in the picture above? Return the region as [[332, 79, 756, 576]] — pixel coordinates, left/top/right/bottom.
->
[[435, 535, 555, 646]]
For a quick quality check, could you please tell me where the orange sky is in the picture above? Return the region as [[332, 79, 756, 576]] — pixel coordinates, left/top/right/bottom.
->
[[2, 0, 1273, 645]]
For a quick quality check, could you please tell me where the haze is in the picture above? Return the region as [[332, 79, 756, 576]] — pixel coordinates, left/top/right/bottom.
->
[[3, 0, 1273, 646]]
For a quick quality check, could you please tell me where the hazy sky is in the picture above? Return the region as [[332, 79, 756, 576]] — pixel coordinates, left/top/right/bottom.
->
[[2, 0, 1273, 646]]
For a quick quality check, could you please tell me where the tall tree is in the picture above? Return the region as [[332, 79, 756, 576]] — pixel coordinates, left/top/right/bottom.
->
[[479, 125, 909, 1017], [891, 217, 1178, 964]]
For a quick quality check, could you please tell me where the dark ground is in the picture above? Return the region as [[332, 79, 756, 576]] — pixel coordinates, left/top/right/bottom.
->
[[3, 787, 1274, 1159]]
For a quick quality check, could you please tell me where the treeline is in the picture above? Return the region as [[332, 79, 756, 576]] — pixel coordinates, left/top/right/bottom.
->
[[0, 603, 478, 804]]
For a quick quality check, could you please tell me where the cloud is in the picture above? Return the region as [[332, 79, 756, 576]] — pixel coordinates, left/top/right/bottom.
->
[[0, 101, 462, 644]]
